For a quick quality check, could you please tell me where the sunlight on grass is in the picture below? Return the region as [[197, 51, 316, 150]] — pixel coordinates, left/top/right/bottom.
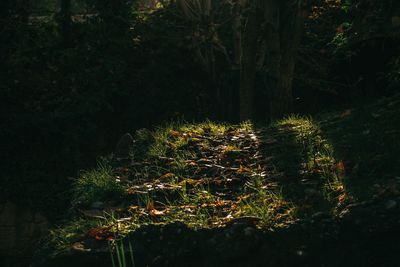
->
[[237, 175, 296, 228], [49, 118, 353, 256], [147, 120, 253, 159], [276, 115, 348, 210]]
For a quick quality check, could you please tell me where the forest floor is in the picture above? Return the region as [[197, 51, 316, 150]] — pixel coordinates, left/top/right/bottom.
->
[[34, 95, 400, 267]]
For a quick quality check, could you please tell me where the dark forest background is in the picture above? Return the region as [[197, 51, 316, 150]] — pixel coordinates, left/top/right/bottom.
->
[[1, 0, 399, 220]]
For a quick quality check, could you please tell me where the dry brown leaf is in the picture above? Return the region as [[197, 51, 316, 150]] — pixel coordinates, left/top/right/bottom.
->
[[237, 165, 251, 174], [149, 208, 167, 217], [169, 130, 181, 137], [87, 226, 114, 241], [146, 200, 154, 211], [159, 173, 175, 180]]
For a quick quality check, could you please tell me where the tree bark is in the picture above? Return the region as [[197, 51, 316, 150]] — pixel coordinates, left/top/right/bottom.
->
[[232, 1, 243, 68], [262, 0, 282, 120], [268, 0, 304, 120], [239, 0, 261, 121]]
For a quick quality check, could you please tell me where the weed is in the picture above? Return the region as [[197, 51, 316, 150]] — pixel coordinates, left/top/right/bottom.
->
[[109, 239, 135, 267], [71, 160, 125, 207]]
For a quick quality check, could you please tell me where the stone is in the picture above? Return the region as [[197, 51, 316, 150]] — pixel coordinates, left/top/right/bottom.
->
[[115, 133, 134, 159]]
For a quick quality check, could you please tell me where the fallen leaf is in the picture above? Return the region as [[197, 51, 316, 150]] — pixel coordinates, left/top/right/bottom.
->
[[149, 208, 167, 216], [87, 226, 114, 241], [146, 200, 167, 216], [159, 173, 175, 180], [237, 165, 251, 174], [169, 130, 181, 137], [146, 200, 154, 211]]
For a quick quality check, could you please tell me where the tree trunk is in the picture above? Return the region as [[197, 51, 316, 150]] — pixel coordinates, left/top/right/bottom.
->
[[262, 0, 282, 120], [232, 1, 243, 68], [239, 0, 260, 121], [268, 0, 304, 120]]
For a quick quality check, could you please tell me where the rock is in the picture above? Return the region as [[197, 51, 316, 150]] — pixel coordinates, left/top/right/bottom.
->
[[115, 133, 134, 159]]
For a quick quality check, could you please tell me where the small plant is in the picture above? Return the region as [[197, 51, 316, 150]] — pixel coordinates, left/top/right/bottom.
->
[[72, 160, 125, 207], [109, 239, 135, 267]]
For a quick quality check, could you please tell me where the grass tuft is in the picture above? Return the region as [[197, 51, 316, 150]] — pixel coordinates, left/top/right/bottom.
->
[[72, 161, 125, 207]]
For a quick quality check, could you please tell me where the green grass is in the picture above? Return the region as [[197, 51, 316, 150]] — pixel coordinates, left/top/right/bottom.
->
[[109, 240, 135, 267], [277, 115, 345, 199], [146, 120, 251, 159], [238, 174, 295, 228], [262, 115, 346, 217], [71, 161, 126, 207]]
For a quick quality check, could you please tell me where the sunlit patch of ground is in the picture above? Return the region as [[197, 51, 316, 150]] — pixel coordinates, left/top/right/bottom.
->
[[44, 95, 400, 259], [47, 119, 346, 252]]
